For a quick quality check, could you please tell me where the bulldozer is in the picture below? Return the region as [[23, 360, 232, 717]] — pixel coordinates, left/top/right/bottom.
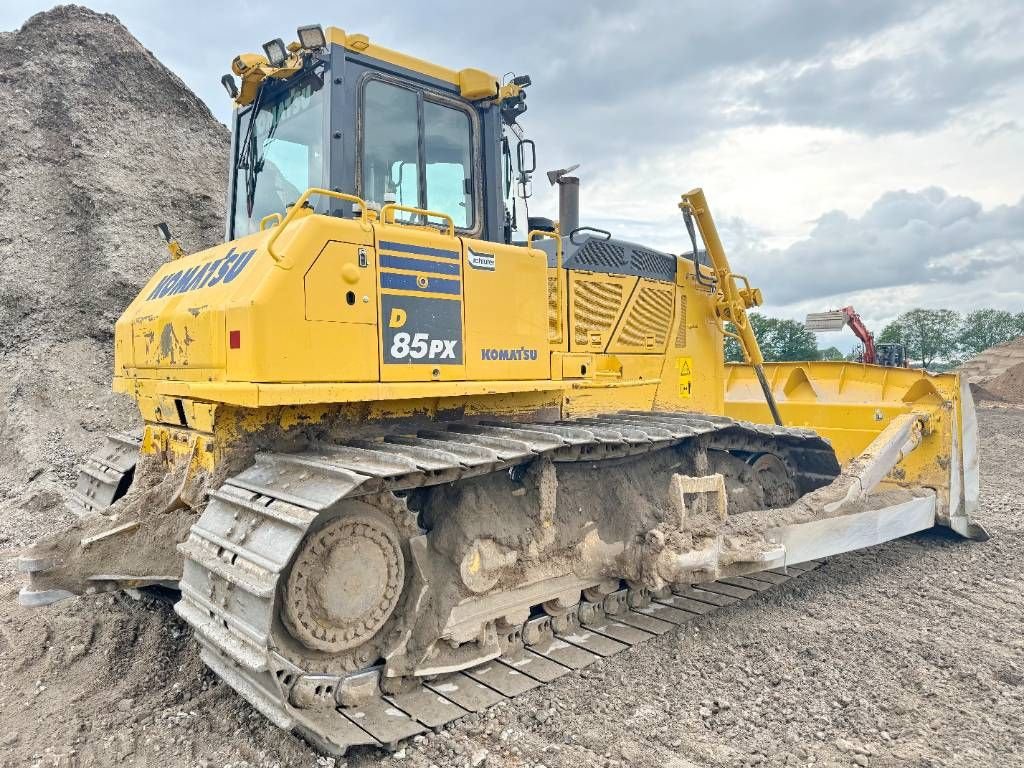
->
[[18, 24, 987, 755]]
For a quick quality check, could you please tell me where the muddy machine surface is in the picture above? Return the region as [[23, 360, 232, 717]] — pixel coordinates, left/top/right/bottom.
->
[[20, 24, 986, 755]]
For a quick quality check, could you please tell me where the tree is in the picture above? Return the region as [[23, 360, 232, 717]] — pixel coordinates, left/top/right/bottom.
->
[[819, 346, 845, 361], [957, 309, 1023, 358], [879, 309, 961, 368], [724, 313, 769, 363], [764, 317, 822, 361], [877, 321, 905, 347], [724, 313, 820, 363]]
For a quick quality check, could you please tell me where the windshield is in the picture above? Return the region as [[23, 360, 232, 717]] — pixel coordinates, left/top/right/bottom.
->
[[232, 71, 325, 236]]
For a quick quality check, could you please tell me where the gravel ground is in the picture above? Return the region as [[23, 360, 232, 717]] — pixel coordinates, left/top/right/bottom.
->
[[1, 405, 1019, 768]]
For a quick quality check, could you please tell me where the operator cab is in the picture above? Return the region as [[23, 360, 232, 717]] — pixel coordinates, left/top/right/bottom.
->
[[225, 25, 535, 246]]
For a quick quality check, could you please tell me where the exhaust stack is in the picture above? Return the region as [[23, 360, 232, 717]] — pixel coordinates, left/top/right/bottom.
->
[[547, 164, 580, 236], [557, 175, 579, 235]]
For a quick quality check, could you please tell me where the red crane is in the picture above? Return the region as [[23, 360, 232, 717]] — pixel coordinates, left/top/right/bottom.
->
[[805, 306, 907, 367]]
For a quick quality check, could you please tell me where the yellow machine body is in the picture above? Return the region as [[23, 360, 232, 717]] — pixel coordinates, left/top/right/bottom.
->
[[113, 186, 972, 526], [113, 194, 725, 475]]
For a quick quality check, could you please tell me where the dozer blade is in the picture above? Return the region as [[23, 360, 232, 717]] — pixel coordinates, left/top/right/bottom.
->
[[724, 360, 987, 542]]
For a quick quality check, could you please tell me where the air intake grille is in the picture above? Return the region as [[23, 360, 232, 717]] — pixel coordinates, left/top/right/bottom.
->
[[631, 248, 675, 277], [616, 285, 675, 349], [576, 240, 627, 270], [675, 293, 688, 348], [573, 279, 624, 346]]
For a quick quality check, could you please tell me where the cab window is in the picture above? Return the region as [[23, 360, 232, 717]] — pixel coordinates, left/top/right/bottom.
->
[[232, 72, 326, 237], [424, 101, 472, 228], [363, 80, 419, 212], [361, 79, 475, 230]]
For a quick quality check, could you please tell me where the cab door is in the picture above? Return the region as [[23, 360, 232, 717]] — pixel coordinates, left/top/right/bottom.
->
[[359, 76, 480, 383]]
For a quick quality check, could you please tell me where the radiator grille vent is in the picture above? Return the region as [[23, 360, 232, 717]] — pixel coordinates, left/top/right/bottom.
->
[[615, 285, 675, 350], [547, 275, 561, 340], [573, 279, 624, 346], [675, 293, 688, 348], [631, 248, 675, 277], [575, 240, 627, 269]]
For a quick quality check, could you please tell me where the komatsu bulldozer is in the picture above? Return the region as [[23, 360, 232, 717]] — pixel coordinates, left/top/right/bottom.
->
[[19, 24, 986, 755]]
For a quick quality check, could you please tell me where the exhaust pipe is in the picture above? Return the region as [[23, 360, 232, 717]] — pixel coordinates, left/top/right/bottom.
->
[[557, 175, 579, 236], [547, 165, 580, 236]]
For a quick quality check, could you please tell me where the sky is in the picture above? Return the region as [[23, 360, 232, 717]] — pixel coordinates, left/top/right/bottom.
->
[[4, 1, 1023, 352]]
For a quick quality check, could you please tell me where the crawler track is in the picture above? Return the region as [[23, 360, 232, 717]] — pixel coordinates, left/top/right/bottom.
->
[[174, 411, 838, 755]]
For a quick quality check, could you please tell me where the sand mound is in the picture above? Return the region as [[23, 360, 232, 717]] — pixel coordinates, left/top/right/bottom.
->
[[959, 336, 1024, 404], [972, 361, 1024, 404], [958, 336, 1024, 386], [0, 4, 228, 503]]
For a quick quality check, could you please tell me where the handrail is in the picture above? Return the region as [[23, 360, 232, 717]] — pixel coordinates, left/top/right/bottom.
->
[[380, 203, 455, 237], [528, 229, 562, 268], [259, 212, 283, 231], [266, 188, 368, 263], [528, 229, 564, 344]]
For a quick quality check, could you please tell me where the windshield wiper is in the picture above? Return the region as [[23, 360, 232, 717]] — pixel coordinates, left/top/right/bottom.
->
[[237, 85, 267, 218], [237, 82, 290, 219]]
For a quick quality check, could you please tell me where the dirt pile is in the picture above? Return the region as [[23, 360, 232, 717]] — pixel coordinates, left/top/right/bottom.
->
[[973, 361, 1024, 404], [958, 336, 1024, 403], [0, 5, 228, 509]]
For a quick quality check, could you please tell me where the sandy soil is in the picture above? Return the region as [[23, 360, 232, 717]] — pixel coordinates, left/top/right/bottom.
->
[[972, 362, 1024, 405], [1, 405, 1019, 768], [0, 5, 228, 507]]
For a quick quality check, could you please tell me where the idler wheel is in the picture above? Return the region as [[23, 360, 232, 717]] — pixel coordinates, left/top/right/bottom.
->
[[283, 512, 404, 653], [748, 453, 798, 507]]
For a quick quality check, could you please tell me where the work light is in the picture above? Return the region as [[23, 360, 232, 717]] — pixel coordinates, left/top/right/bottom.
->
[[297, 24, 326, 50], [220, 74, 239, 99], [262, 38, 288, 67]]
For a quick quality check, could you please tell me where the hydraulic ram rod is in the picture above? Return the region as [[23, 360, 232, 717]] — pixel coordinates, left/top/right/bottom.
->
[[679, 189, 783, 425]]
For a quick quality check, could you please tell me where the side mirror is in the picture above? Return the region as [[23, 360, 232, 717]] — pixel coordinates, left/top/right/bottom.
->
[[516, 139, 536, 175]]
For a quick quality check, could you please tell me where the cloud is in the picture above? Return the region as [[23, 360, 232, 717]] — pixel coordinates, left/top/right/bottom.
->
[[3, 0, 1020, 336], [740, 187, 1024, 305], [737, 31, 1024, 135]]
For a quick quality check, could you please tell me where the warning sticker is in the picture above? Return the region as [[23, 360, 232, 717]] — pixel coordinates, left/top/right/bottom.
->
[[676, 356, 694, 398]]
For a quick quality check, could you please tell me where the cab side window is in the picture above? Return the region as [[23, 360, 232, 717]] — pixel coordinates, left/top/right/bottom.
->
[[424, 101, 472, 229], [363, 81, 419, 213], [361, 79, 475, 231]]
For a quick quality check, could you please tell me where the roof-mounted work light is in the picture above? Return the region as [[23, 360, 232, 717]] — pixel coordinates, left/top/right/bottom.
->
[[262, 38, 288, 67], [297, 24, 326, 50], [220, 74, 239, 99]]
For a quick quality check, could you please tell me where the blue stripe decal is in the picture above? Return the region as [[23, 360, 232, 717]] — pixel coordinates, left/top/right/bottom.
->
[[380, 254, 461, 276], [380, 272, 462, 296], [378, 240, 460, 260]]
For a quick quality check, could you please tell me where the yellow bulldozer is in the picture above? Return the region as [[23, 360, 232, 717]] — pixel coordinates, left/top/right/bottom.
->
[[19, 24, 986, 755]]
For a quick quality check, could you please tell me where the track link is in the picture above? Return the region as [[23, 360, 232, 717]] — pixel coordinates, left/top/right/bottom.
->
[[175, 411, 837, 755]]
